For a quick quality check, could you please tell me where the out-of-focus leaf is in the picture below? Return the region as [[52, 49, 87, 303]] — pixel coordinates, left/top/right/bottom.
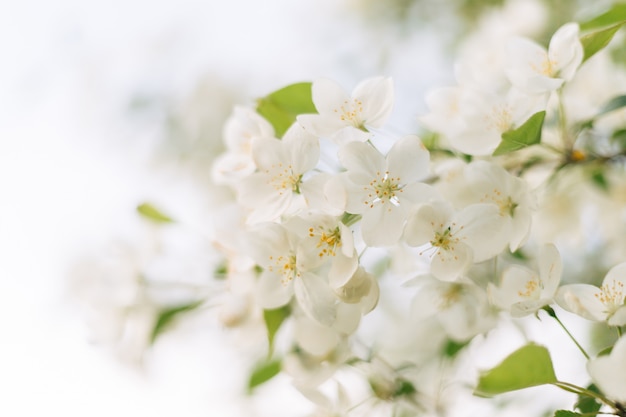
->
[[247, 359, 281, 393], [137, 202, 174, 224], [256, 82, 316, 138], [575, 383, 602, 415], [581, 21, 626, 63], [580, 4, 626, 31], [554, 410, 583, 417], [151, 300, 203, 343], [263, 306, 290, 357], [474, 343, 557, 397], [443, 339, 469, 357], [493, 111, 545, 156]]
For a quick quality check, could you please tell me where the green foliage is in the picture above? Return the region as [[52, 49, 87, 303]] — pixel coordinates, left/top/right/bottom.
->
[[247, 359, 282, 393], [256, 82, 316, 138], [151, 300, 203, 343], [590, 169, 609, 192], [580, 21, 626, 63], [443, 339, 469, 357], [263, 306, 290, 357], [137, 202, 174, 224], [580, 4, 626, 31], [553, 411, 583, 417], [575, 384, 602, 415], [474, 343, 557, 397], [493, 111, 546, 156]]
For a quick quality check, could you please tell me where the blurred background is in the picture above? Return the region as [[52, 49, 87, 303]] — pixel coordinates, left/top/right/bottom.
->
[[0, 0, 614, 415]]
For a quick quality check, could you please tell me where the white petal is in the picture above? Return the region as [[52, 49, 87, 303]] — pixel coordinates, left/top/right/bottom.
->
[[404, 202, 452, 247], [332, 302, 362, 335], [353, 76, 394, 128], [430, 242, 472, 281], [360, 201, 407, 247], [328, 251, 359, 289], [453, 203, 509, 262], [549, 23, 583, 81], [294, 273, 337, 327], [256, 270, 293, 309], [555, 284, 607, 322], [294, 314, 340, 357], [538, 243, 562, 297], [311, 78, 350, 116], [386, 135, 430, 181], [251, 137, 285, 171], [338, 141, 385, 178], [587, 335, 626, 403], [283, 123, 320, 173]]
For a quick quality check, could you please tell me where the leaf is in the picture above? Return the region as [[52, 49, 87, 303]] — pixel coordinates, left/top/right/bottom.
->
[[151, 300, 203, 343], [474, 343, 557, 397], [256, 82, 316, 138], [493, 111, 546, 156], [443, 339, 469, 357], [263, 306, 290, 357], [247, 359, 281, 393], [580, 4, 626, 31], [598, 95, 626, 116], [137, 202, 174, 224], [581, 21, 626, 63], [575, 383, 602, 415], [554, 411, 583, 417]]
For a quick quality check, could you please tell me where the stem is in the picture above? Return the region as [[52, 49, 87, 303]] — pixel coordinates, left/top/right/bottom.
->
[[617, 326, 623, 338], [553, 381, 616, 409], [557, 89, 571, 149], [543, 306, 590, 360]]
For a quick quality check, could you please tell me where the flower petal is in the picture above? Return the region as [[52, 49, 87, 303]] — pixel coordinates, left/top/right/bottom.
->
[[386, 135, 430, 181]]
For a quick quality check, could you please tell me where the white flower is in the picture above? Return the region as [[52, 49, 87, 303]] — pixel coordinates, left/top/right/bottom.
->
[[298, 76, 394, 145], [421, 86, 545, 155], [506, 22, 583, 95], [440, 160, 535, 251], [411, 275, 496, 341], [332, 135, 433, 247], [246, 222, 337, 326], [488, 243, 562, 317], [238, 123, 319, 223], [587, 335, 626, 404], [556, 262, 626, 326], [212, 106, 275, 184], [404, 201, 507, 281]]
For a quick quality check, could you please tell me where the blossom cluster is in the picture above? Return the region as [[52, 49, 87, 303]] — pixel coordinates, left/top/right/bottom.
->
[[68, 4, 626, 416]]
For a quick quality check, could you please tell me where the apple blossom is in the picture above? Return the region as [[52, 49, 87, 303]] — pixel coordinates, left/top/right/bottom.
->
[[506, 22, 583, 95], [556, 262, 626, 326], [587, 335, 626, 404], [298, 76, 393, 145], [332, 135, 434, 247], [488, 243, 562, 317]]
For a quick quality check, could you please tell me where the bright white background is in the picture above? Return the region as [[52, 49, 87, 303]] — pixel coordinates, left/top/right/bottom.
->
[[0, 1, 451, 415]]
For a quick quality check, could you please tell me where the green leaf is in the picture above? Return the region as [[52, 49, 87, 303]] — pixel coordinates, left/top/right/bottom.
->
[[263, 306, 290, 357], [599, 95, 626, 116], [474, 343, 557, 397], [493, 111, 546, 156], [151, 300, 203, 343], [590, 169, 609, 192], [443, 339, 469, 357], [247, 359, 281, 393], [256, 82, 316, 138], [581, 21, 626, 63], [575, 383, 602, 415], [580, 4, 626, 31], [597, 345, 613, 357], [137, 202, 174, 224], [554, 410, 583, 417]]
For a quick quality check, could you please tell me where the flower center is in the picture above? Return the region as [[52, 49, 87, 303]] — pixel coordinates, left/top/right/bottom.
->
[[364, 171, 402, 208], [518, 277, 541, 298], [439, 283, 464, 310], [266, 163, 302, 194], [308, 226, 342, 258], [485, 104, 513, 133], [532, 57, 558, 77], [431, 226, 456, 251], [595, 280, 625, 313], [480, 188, 518, 217], [334, 98, 365, 129], [267, 253, 299, 285]]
